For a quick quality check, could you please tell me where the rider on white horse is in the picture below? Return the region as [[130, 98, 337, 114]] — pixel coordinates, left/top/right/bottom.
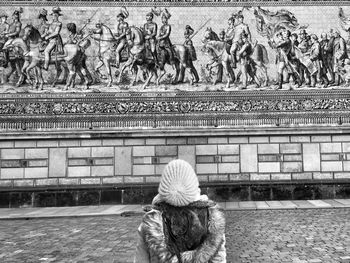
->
[[143, 12, 158, 63], [3, 8, 22, 63]]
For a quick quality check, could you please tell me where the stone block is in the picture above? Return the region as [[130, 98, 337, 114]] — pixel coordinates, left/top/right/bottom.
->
[[133, 157, 152, 165], [208, 175, 229, 182], [1, 168, 24, 179], [187, 137, 207, 145], [102, 139, 124, 146], [91, 166, 114, 177], [292, 173, 312, 180], [155, 164, 166, 175], [303, 144, 320, 171], [49, 148, 67, 178], [146, 138, 166, 145], [133, 146, 155, 157], [230, 173, 249, 181], [0, 141, 14, 148], [290, 136, 310, 142], [1, 160, 21, 168], [91, 147, 114, 157], [259, 162, 280, 173], [159, 157, 176, 164], [24, 168, 48, 178], [334, 172, 350, 179], [343, 143, 350, 153], [249, 136, 269, 143], [197, 156, 215, 163], [198, 175, 208, 182], [81, 178, 101, 185], [221, 155, 239, 163], [258, 144, 279, 154], [68, 147, 90, 158], [311, 136, 332, 142], [229, 137, 248, 144], [81, 140, 102, 147], [178, 146, 195, 168], [59, 178, 80, 185], [124, 138, 145, 146], [167, 138, 187, 145], [271, 173, 291, 180], [124, 176, 144, 183], [13, 180, 34, 187], [68, 167, 90, 177], [208, 137, 228, 144], [321, 154, 340, 161], [196, 164, 217, 174], [258, 155, 279, 162], [102, 177, 123, 184], [283, 154, 302, 162], [218, 163, 239, 174], [313, 172, 333, 180], [1, 149, 24, 160], [332, 135, 350, 142], [269, 136, 289, 143], [280, 144, 301, 154], [321, 161, 342, 172], [281, 162, 302, 173], [250, 173, 270, 181], [196, 145, 217, 155], [320, 143, 342, 153], [155, 146, 177, 156], [133, 165, 155, 176], [0, 180, 12, 187], [14, 141, 36, 148], [115, 147, 132, 176], [35, 179, 58, 186], [343, 161, 350, 171], [59, 140, 80, 147], [145, 176, 161, 183], [240, 144, 258, 173], [218, 145, 239, 155], [68, 159, 88, 166], [25, 148, 48, 159], [94, 158, 113, 165], [36, 140, 59, 148]]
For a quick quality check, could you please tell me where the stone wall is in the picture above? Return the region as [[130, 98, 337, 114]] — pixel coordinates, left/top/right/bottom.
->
[[1, 133, 350, 191]]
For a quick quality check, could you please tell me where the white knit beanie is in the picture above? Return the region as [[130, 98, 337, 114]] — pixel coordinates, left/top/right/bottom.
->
[[157, 159, 201, 207]]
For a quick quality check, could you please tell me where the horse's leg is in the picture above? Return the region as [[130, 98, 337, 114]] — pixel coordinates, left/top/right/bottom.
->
[[78, 66, 90, 90], [37, 67, 44, 90], [117, 60, 130, 84], [142, 67, 155, 90], [26, 61, 39, 89], [17, 60, 29, 87], [4, 61, 16, 84], [172, 62, 180, 85], [157, 67, 166, 86], [51, 63, 62, 88], [222, 61, 231, 89], [64, 63, 76, 91], [178, 63, 186, 83], [103, 57, 112, 87], [131, 65, 138, 87]]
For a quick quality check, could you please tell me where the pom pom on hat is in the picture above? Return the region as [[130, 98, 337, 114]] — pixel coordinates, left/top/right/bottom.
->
[[158, 159, 200, 207]]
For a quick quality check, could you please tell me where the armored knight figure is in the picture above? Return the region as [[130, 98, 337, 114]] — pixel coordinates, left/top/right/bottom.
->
[[143, 12, 158, 63], [230, 11, 251, 68], [157, 9, 175, 63], [114, 7, 129, 68], [42, 7, 63, 70], [0, 12, 9, 50], [184, 25, 197, 61], [38, 9, 49, 38]]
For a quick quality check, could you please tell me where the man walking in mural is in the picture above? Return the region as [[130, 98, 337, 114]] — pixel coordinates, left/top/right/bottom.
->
[[184, 25, 197, 62], [143, 12, 158, 64], [236, 33, 254, 88], [320, 32, 334, 84], [332, 30, 347, 86], [157, 9, 175, 65], [297, 29, 311, 86], [42, 7, 63, 70], [230, 11, 251, 69], [114, 7, 129, 69], [37, 9, 49, 38], [309, 34, 328, 87]]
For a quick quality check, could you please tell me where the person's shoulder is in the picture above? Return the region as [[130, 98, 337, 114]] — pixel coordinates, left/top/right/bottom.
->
[[142, 208, 162, 224], [207, 202, 226, 234]]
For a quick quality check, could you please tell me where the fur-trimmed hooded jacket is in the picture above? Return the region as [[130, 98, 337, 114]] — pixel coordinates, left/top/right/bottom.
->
[[133, 197, 226, 263]]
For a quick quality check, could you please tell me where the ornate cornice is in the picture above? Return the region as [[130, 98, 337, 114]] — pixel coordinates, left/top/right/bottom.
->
[[0, 90, 349, 132]]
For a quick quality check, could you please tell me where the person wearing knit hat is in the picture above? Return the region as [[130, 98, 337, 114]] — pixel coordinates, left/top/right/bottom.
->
[[134, 159, 226, 263]]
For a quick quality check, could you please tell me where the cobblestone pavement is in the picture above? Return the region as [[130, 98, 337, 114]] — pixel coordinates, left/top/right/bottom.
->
[[0, 209, 349, 263]]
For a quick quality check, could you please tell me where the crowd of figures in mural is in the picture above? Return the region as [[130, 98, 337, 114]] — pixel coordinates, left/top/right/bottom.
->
[[1, 6, 350, 91]]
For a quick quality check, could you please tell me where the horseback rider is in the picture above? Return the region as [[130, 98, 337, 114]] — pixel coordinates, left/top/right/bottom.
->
[[114, 7, 129, 68], [42, 7, 63, 70], [3, 8, 22, 64], [143, 12, 158, 63], [184, 25, 197, 62], [0, 12, 9, 48], [219, 29, 226, 42], [157, 9, 175, 64], [230, 11, 251, 69], [37, 9, 49, 38], [237, 32, 254, 88], [225, 17, 235, 49]]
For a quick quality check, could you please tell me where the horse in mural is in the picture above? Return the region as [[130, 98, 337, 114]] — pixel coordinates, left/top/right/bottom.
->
[[4, 25, 91, 90], [202, 27, 269, 88]]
